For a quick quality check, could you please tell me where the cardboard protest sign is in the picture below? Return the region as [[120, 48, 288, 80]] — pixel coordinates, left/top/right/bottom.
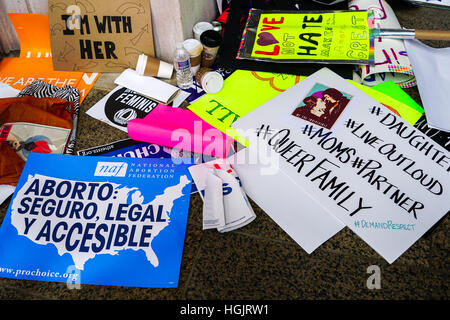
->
[[232, 68, 450, 263], [0, 14, 99, 104], [48, 0, 155, 72], [0, 153, 192, 287], [237, 10, 375, 64]]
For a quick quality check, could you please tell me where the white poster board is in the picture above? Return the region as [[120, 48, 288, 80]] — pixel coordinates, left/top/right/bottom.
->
[[232, 68, 450, 263]]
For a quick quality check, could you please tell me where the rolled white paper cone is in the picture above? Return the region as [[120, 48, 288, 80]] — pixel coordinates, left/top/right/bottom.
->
[[202, 169, 226, 230], [214, 168, 256, 233]]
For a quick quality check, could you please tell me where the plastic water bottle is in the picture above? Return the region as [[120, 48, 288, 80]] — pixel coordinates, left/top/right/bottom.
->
[[173, 42, 193, 89]]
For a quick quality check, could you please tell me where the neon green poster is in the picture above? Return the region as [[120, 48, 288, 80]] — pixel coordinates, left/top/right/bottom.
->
[[348, 80, 423, 125], [237, 10, 375, 64], [188, 70, 305, 146]]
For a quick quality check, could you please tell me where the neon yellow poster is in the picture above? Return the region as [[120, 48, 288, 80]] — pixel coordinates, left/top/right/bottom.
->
[[188, 70, 424, 146], [188, 71, 424, 147], [237, 10, 375, 64], [188, 70, 305, 146]]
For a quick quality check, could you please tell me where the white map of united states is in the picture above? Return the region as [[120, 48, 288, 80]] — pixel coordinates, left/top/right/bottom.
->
[[10, 174, 190, 270]]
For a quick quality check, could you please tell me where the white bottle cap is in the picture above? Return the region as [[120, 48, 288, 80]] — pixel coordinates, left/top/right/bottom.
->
[[201, 71, 223, 94]]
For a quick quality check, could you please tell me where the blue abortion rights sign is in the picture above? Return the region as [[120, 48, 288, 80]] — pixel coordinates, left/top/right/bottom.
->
[[0, 153, 192, 287], [76, 138, 213, 194]]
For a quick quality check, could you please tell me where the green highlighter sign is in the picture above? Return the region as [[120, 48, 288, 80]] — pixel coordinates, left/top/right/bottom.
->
[[237, 10, 375, 65]]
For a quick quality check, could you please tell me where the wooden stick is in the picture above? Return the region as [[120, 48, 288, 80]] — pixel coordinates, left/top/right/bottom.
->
[[414, 30, 450, 41], [378, 29, 450, 41]]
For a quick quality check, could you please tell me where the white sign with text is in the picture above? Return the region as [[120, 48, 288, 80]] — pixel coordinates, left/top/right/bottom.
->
[[232, 68, 449, 263]]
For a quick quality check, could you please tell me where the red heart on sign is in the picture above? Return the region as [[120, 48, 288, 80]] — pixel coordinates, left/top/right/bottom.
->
[[256, 32, 279, 46]]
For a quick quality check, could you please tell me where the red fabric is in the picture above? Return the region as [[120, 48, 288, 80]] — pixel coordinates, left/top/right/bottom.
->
[[217, 8, 229, 24], [217, 8, 229, 36], [29, 140, 53, 153], [0, 96, 74, 186]]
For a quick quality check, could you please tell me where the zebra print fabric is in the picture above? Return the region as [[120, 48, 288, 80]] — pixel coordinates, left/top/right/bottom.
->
[[17, 80, 80, 154]]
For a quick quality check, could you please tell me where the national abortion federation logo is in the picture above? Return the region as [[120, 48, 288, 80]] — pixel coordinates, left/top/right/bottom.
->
[[94, 162, 128, 177], [105, 87, 159, 127]]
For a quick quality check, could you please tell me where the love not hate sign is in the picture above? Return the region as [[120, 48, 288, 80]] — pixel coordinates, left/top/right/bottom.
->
[[48, 0, 155, 72], [237, 10, 375, 65]]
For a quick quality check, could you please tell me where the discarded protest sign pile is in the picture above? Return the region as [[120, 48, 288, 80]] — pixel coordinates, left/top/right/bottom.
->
[[0, 0, 448, 290]]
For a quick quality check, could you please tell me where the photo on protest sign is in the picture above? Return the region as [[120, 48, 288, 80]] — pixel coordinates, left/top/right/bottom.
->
[[1, 123, 71, 161], [290, 83, 353, 130]]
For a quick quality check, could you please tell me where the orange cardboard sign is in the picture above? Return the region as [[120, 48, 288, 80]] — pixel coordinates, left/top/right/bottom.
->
[[0, 13, 99, 104], [48, 0, 155, 72]]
